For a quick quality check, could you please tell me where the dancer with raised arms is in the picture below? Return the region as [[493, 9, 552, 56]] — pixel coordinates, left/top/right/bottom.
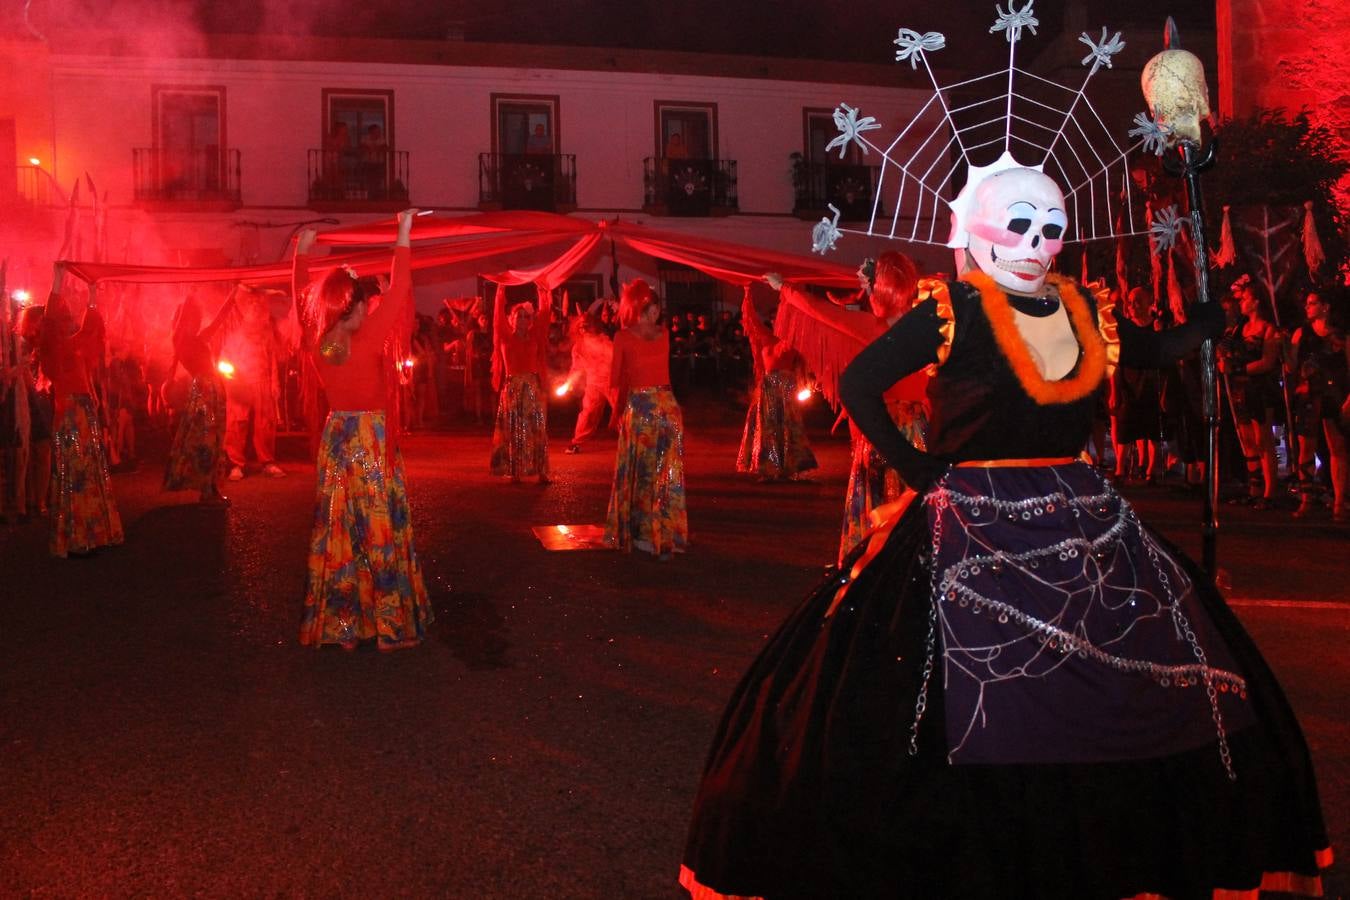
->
[[299, 209, 432, 651]]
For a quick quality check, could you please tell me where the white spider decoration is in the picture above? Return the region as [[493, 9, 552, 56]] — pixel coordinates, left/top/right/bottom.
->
[[1149, 204, 1190, 254], [811, 204, 843, 255], [825, 104, 882, 159], [894, 28, 945, 68], [811, 0, 1163, 254], [990, 0, 1038, 43], [1078, 27, 1125, 73], [1129, 112, 1174, 157]]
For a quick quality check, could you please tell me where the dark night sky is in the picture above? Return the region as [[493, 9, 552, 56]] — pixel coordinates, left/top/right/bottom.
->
[[18, 0, 1215, 64], [204, 0, 1213, 59]]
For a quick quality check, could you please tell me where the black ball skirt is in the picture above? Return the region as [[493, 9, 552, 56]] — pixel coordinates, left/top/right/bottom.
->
[[680, 497, 1330, 900]]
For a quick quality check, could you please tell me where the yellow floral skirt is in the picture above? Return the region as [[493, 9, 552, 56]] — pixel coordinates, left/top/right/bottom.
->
[[737, 370, 818, 480], [50, 394, 124, 557], [490, 373, 548, 479], [605, 387, 688, 556], [163, 375, 225, 493], [300, 411, 432, 650]]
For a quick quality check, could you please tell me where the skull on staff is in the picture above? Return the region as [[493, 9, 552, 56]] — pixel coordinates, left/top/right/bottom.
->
[[1140, 20, 1212, 145]]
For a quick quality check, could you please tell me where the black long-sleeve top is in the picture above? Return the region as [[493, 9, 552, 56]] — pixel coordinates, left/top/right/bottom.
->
[[839, 279, 1223, 493]]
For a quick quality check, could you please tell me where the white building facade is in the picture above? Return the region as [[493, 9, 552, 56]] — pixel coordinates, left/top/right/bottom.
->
[[3, 31, 949, 310]]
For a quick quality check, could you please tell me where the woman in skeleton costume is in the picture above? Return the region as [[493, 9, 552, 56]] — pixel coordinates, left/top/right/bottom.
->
[[766, 252, 928, 563], [489, 282, 552, 483], [680, 166, 1330, 899], [735, 286, 817, 482], [299, 209, 432, 651]]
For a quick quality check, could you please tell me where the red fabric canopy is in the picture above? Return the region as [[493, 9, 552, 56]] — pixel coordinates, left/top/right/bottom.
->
[[483, 232, 603, 289], [316, 212, 860, 288], [313, 210, 595, 245], [61, 212, 857, 291], [63, 231, 575, 288], [605, 220, 855, 287]]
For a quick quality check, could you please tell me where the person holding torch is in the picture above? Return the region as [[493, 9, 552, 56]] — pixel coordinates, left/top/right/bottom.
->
[[736, 285, 817, 481], [560, 312, 614, 455]]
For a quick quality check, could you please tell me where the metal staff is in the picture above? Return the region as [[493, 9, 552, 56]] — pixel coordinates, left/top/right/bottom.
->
[[1163, 139, 1220, 575], [1144, 17, 1221, 577]]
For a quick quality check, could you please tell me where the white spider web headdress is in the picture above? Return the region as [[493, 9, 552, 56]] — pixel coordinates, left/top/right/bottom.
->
[[811, 0, 1177, 257]]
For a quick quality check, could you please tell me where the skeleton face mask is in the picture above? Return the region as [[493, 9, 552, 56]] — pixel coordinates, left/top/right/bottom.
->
[[1141, 48, 1212, 145], [963, 168, 1067, 295]]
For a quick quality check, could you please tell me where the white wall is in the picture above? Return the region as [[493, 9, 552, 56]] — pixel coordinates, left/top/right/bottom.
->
[[33, 49, 945, 311]]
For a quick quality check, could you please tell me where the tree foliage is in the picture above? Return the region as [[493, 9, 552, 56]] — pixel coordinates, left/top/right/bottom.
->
[[1206, 109, 1350, 290]]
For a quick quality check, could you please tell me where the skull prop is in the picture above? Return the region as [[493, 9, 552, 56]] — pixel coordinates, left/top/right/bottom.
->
[[1141, 47, 1212, 145], [953, 166, 1067, 295]]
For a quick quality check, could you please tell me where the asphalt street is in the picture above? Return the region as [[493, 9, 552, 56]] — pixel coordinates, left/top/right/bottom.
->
[[2, 410, 1346, 898]]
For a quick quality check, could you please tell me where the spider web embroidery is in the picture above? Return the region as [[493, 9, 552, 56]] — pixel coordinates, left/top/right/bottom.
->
[[918, 465, 1243, 778]]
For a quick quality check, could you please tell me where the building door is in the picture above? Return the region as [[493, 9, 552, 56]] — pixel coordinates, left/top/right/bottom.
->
[[493, 96, 559, 210], [157, 89, 223, 196], [658, 106, 713, 160], [497, 101, 555, 156], [323, 91, 394, 199]]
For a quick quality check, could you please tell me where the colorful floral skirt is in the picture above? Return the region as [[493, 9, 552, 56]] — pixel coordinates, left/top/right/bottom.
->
[[736, 371, 818, 480], [163, 375, 226, 493], [838, 400, 927, 566], [605, 387, 688, 556], [300, 411, 432, 651], [50, 394, 124, 557], [490, 373, 548, 479], [682, 462, 1330, 900]]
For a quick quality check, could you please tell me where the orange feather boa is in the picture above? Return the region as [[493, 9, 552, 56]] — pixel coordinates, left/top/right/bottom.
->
[[961, 270, 1106, 406]]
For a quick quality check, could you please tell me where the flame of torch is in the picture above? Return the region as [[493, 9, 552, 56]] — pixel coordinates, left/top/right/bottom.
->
[[555, 380, 572, 397], [403, 358, 416, 369], [796, 387, 813, 403], [217, 360, 235, 378], [12, 289, 31, 305]]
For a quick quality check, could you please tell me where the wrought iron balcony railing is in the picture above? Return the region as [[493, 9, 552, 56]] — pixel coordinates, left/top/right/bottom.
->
[[478, 152, 577, 212], [643, 157, 738, 216], [308, 148, 410, 205], [5, 165, 51, 207], [133, 147, 241, 205], [792, 160, 883, 222]]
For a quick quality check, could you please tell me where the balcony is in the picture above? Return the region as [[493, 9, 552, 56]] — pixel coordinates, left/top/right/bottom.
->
[[478, 153, 577, 213], [133, 147, 241, 209], [791, 160, 883, 222], [3, 165, 52, 208], [643, 157, 738, 217], [307, 148, 410, 211]]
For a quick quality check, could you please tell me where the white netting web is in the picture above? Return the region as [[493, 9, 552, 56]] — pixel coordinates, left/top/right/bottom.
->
[[813, 0, 1164, 255]]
